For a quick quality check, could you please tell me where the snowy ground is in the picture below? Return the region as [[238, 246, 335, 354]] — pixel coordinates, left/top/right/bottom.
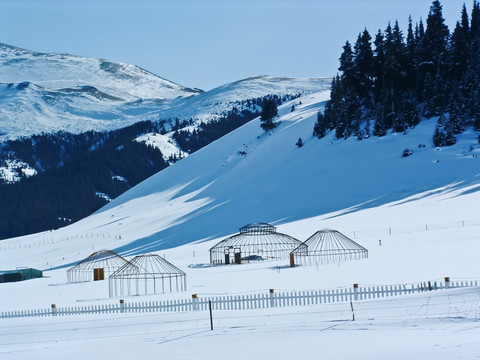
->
[[1, 185, 480, 359], [1, 288, 479, 360]]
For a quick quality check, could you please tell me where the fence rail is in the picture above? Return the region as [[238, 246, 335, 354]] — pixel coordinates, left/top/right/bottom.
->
[[1, 279, 477, 319]]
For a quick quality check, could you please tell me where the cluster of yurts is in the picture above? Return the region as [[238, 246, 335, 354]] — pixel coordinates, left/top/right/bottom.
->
[[66, 223, 368, 298]]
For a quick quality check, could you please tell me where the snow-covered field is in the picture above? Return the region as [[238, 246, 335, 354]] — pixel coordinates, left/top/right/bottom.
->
[[1, 186, 479, 359], [1, 88, 480, 359]]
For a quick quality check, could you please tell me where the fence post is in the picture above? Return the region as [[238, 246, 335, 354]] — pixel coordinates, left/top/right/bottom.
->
[[353, 283, 359, 301], [120, 299, 125, 313], [209, 300, 213, 330], [192, 294, 199, 311], [51, 304, 57, 316], [269, 289, 275, 307], [445, 277, 451, 288]]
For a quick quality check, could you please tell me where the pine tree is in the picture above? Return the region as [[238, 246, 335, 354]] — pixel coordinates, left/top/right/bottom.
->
[[260, 97, 278, 131], [353, 29, 374, 109], [420, 0, 449, 112], [372, 30, 385, 104], [433, 124, 446, 146], [421, 0, 449, 68], [313, 111, 329, 138], [324, 75, 347, 138]]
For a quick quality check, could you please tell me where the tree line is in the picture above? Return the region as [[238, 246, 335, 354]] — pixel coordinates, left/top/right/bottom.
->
[[314, 0, 480, 146]]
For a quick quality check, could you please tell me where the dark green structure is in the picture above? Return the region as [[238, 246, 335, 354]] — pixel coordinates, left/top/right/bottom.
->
[[0, 268, 43, 283]]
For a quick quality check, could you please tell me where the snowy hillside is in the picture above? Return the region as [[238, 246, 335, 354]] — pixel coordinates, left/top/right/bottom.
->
[[1, 87, 480, 359], [1, 89, 479, 267], [0, 43, 199, 101], [0, 43, 331, 141]]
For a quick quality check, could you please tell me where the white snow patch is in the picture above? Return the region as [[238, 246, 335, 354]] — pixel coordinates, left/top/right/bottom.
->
[[135, 132, 188, 161], [0, 159, 37, 182]]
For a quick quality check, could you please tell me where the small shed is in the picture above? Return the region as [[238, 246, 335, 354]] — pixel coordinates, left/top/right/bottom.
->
[[290, 229, 368, 267], [209, 222, 302, 265], [0, 268, 43, 283], [108, 254, 186, 297], [67, 250, 134, 283]]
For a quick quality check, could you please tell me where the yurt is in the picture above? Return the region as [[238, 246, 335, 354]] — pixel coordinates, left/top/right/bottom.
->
[[108, 254, 186, 297], [290, 229, 368, 267], [209, 222, 302, 265]]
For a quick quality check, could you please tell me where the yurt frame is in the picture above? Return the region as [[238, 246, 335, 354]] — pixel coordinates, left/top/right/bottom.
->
[[108, 254, 186, 297], [67, 250, 134, 283], [290, 229, 368, 266], [209, 223, 302, 265]]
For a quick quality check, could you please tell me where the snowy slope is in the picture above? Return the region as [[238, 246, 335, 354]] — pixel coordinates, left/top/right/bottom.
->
[[0, 43, 199, 101], [1, 88, 480, 359]]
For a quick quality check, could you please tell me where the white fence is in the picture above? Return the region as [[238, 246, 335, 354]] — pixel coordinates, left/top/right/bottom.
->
[[1, 279, 477, 319]]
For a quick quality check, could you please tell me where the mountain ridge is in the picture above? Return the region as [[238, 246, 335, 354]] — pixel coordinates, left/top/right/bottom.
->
[[0, 43, 331, 142]]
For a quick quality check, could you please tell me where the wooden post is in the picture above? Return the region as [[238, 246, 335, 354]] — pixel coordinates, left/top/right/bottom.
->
[[120, 299, 125, 313], [269, 289, 275, 307], [192, 294, 199, 311], [51, 304, 57, 316], [353, 283, 359, 301], [289, 253, 295, 268], [445, 277, 450, 288], [209, 300, 213, 330]]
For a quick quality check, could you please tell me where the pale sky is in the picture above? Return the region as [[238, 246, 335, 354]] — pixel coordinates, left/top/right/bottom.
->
[[0, 0, 467, 91]]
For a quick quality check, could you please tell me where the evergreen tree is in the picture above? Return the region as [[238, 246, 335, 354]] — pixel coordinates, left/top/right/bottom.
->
[[313, 111, 329, 138], [324, 75, 346, 138], [372, 30, 386, 104], [421, 0, 449, 69], [338, 40, 361, 137], [260, 97, 278, 131], [353, 29, 374, 108], [420, 0, 449, 115]]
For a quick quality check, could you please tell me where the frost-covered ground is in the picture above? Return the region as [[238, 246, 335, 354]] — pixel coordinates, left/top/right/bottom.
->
[[1, 83, 479, 358]]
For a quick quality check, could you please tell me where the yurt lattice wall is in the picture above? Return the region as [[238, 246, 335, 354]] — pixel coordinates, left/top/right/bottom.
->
[[209, 223, 302, 265], [290, 229, 368, 267], [67, 250, 134, 283], [109, 254, 186, 297]]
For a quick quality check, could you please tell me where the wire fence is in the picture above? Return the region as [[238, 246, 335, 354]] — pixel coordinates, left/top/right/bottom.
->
[[1, 278, 477, 319], [0, 232, 123, 252], [1, 217, 478, 253], [351, 218, 480, 240]]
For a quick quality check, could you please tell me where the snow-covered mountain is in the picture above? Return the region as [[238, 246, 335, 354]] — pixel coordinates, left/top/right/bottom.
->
[[0, 43, 331, 141], [0, 43, 200, 101]]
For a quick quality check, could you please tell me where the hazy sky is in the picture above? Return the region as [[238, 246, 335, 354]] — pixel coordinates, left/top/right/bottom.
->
[[0, 0, 467, 90]]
